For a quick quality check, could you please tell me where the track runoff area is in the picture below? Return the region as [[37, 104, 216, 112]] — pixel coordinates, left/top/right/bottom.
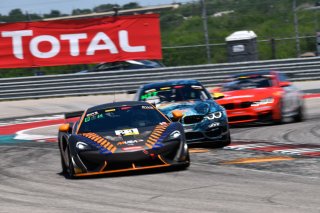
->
[[0, 90, 320, 212], [1, 91, 320, 165]]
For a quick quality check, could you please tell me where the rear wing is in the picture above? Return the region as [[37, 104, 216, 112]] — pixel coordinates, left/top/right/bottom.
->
[[64, 110, 84, 119]]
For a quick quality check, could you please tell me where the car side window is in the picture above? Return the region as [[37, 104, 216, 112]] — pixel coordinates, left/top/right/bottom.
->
[[122, 62, 143, 70], [94, 62, 122, 71], [95, 63, 112, 71]]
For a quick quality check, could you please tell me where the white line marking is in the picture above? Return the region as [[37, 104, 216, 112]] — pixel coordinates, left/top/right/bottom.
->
[[14, 124, 59, 141]]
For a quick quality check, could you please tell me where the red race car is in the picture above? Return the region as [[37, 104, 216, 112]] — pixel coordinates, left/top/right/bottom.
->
[[211, 70, 304, 125]]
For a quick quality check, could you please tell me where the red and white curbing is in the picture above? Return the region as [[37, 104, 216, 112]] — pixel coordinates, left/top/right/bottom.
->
[[225, 141, 320, 157]]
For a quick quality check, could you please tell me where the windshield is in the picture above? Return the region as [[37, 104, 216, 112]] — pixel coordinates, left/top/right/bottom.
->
[[78, 105, 168, 133], [221, 75, 272, 91], [139, 84, 210, 104], [138, 60, 164, 67]]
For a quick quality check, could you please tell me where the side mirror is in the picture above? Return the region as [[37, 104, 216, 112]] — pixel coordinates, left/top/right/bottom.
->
[[213, 92, 225, 100], [172, 110, 183, 121], [279, 82, 291, 87], [59, 123, 71, 133]]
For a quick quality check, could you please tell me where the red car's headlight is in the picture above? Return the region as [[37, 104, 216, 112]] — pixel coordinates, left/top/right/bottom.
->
[[251, 97, 274, 106]]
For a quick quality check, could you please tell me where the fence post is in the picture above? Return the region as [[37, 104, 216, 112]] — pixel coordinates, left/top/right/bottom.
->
[[200, 0, 211, 64]]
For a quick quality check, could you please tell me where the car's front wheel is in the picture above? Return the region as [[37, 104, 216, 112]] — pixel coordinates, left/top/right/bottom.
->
[[221, 132, 231, 147], [274, 99, 284, 125], [65, 147, 75, 179], [60, 152, 67, 174], [293, 105, 304, 122]]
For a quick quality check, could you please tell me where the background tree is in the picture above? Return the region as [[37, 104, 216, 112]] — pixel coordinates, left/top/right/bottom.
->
[[122, 2, 141, 10], [93, 4, 119, 12]]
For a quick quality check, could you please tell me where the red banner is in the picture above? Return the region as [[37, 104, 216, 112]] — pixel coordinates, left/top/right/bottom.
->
[[0, 14, 162, 68]]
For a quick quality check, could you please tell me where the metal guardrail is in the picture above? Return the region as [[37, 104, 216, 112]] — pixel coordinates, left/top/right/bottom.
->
[[0, 57, 320, 101]]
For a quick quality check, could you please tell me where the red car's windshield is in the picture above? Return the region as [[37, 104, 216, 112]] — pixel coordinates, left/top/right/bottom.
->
[[221, 75, 273, 92]]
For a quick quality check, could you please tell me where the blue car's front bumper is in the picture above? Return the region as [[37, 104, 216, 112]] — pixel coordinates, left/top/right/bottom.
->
[[182, 119, 230, 144]]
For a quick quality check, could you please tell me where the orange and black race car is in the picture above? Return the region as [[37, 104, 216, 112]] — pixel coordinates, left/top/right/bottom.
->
[[211, 70, 304, 125], [58, 101, 189, 178]]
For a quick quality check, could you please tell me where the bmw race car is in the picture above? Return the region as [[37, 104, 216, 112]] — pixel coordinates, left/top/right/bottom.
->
[[58, 101, 189, 178], [133, 80, 231, 146], [211, 70, 304, 124]]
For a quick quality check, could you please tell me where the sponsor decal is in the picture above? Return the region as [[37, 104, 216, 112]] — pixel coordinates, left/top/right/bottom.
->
[[86, 111, 98, 117], [141, 91, 158, 100], [145, 89, 156, 93], [160, 87, 171, 90], [121, 146, 144, 151], [208, 122, 220, 128], [142, 105, 154, 110], [117, 139, 144, 146], [191, 85, 202, 90], [0, 14, 161, 68], [120, 106, 132, 110], [105, 108, 116, 112], [115, 128, 139, 136], [84, 113, 103, 122]]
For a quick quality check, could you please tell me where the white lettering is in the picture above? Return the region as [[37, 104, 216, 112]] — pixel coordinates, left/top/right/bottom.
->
[[86, 32, 118, 55], [30, 35, 60, 58], [1, 29, 148, 60], [1, 30, 33, 59], [119, 30, 146, 52], [60, 33, 87, 56]]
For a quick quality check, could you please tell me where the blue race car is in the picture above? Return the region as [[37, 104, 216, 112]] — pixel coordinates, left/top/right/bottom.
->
[[133, 80, 231, 147]]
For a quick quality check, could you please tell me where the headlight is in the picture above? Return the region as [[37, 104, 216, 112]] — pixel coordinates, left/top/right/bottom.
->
[[204, 111, 222, 120], [169, 130, 181, 140], [76, 141, 89, 150], [251, 97, 274, 106]]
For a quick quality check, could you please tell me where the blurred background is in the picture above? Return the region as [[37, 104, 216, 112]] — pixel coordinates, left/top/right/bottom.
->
[[1, 0, 320, 77]]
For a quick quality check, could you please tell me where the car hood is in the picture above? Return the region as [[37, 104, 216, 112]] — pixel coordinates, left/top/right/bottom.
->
[[74, 122, 177, 153], [157, 100, 221, 117], [216, 88, 277, 104]]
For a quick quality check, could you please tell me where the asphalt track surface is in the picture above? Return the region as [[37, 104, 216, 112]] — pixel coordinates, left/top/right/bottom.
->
[[1, 97, 320, 212]]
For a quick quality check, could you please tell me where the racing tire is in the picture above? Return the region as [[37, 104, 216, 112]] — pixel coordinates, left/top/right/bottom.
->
[[58, 142, 68, 174], [293, 105, 304, 122], [65, 147, 75, 179], [274, 99, 284, 125], [60, 153, 67, 174], [206, 133, 231, 148], [220, 132, 231, 147], [219, 132, 231, 148], [183, 152, 190, 168], [178, 153, 190, 170]]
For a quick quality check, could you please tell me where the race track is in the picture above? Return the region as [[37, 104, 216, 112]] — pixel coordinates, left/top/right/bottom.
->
[[1, 98, 320, 213]]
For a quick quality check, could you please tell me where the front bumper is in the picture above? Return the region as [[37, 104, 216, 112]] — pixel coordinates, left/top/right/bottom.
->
[[226, 105, 275, 124], [183, 120, 229, 144], [71, 140, 189, 176]]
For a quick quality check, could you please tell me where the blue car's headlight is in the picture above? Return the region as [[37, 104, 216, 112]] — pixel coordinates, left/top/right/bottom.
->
[[169, 130, 181, 140], [204, 111, 223, 120]]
